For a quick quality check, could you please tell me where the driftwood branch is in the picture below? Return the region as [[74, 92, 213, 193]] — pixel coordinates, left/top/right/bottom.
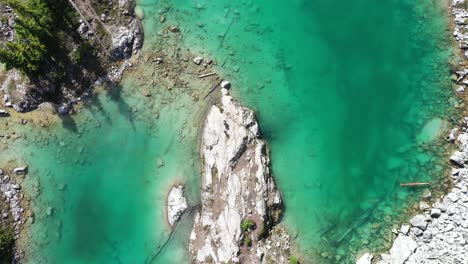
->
[[198, 72, 216, 78]]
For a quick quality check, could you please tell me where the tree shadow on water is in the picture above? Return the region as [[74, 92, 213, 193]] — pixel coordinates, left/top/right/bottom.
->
[[60, 115, 79, 133], [107, 84, 136, 130]]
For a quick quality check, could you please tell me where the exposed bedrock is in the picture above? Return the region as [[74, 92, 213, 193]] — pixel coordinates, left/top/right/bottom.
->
[[189, 88, 291, 263]]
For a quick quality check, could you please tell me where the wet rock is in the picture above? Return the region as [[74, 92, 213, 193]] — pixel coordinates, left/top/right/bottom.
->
[[0, 109, 9, 116], [221, 80, 231, 89], [169, 26, 180, 32], [356, 253, 373, 264], [57, 103, 73, 116], [13, 166, 28, 175], [167, 185, 188, 226]]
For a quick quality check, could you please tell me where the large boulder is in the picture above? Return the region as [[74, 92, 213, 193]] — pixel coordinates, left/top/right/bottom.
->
[[380, 235, 417, 264], [167, 185, 188, 227]]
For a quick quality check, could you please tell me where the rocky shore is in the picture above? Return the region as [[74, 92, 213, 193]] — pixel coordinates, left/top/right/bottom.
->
[[187, 87, 292, 263], [356, 1, 468, 263], [0, 166, 29, 262]]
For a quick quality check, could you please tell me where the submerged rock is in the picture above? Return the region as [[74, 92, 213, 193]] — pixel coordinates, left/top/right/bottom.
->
[[189, 88, 290, 263], [192, 57, 203, 65], [13, 166, 28, 176], [167, 185, 187, 226]]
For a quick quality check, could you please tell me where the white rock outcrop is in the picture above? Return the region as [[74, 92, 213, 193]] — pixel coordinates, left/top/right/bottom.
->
[[167, 185, 188, 227], [189, 88, 289, 263], [379, 235, 417, 264], [356, 253, 373, 264], [111, 19, 143, 59]]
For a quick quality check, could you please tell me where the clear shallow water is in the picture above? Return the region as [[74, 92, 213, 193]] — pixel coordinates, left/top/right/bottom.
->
[[11, 85, 204, 263], [139, 0, 454, 262], [2, 0, 454, 263]]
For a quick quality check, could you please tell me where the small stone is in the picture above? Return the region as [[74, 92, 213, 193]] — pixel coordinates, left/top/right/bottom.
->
[[419, 201, 430, 211], [153, 57, 163, 64], [422, 190, 432, 199], [221, 80, 231, 89], [13, 166, 28, 175], [143, 90, 151, 97], [356, 253, 373, 264], [192, 57, 203, 65], [156, 158, 165, 168], [430, 208, 442, 218], [169, 26, 180, 32], [46, 207, 53, 216], [447, 192, 459, 202], [411, 227, 423, 236], [160, 15, 166, 23]]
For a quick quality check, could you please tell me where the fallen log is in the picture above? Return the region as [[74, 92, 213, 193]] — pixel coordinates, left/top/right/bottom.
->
[[400, 182, 431, 187], [203, 79, 223, 100], [198, 72, 216, 78]]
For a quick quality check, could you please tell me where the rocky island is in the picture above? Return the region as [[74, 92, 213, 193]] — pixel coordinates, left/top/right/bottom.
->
[[188, 87, 291, 263]]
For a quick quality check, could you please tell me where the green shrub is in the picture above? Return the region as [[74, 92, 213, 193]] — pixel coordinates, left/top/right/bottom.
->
[[289, 256, 300, 264], [242, 236, 252, 247], [240, 219, 256, 233]]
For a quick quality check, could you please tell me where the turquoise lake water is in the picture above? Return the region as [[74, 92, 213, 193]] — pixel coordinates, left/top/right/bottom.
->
[[3, 0, 455, 263]]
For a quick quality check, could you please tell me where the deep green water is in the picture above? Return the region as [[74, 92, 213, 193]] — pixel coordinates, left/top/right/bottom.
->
[[4, 0, 454, 263], [139, 0, 454, 262]]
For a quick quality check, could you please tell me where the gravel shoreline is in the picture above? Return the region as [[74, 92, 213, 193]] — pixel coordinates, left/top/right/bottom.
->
[[357, 1, 468, 263]]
